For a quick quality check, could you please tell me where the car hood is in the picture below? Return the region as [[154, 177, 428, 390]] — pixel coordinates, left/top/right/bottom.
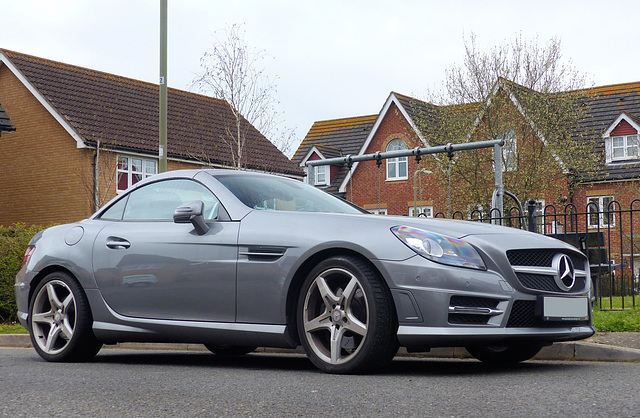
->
[[355, 214, 531, 239]]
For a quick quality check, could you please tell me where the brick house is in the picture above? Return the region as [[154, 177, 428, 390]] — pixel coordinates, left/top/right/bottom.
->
[[295, 81, 640, 218], [0, 49, 303, 226]]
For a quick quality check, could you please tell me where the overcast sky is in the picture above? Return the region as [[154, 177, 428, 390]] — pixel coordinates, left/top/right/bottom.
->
[[3, 0, 639, 154]]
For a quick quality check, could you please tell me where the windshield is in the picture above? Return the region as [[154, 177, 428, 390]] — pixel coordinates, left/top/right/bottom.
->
[[215, 174, 365, 214]]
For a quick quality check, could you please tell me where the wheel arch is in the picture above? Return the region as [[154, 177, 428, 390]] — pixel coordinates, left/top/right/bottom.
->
[[284, 247, 395, 344], [27, 266, 82, 311]]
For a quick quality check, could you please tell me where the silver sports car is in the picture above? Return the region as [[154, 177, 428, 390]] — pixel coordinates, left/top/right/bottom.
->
[[15, 169, 594, 373]]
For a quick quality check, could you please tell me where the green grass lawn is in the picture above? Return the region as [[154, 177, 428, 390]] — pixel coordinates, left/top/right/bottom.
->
[[593, 296, 640, 332], [0, 323, 27, 334]]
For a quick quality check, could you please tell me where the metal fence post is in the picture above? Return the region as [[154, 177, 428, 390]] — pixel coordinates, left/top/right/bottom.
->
[[527, 198, 537, 233]]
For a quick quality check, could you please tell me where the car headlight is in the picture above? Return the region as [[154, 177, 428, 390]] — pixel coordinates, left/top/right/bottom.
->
[[391, 226, 486, 270]]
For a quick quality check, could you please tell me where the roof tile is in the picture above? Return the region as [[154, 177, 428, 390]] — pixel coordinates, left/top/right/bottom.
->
[[1, 49, 302, 176]]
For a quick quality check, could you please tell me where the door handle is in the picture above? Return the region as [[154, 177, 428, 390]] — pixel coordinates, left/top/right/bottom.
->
[[106, 239, 131, 249]]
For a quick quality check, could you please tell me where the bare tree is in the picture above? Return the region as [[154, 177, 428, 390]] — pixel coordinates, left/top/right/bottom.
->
[[193, 24, 295, 167], [78, 141, 118, 213], [414, 33, 602, 216]]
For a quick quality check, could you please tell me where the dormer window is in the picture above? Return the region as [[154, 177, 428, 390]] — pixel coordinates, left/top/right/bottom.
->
[[611, 135, 638, 160], [315, 165, 329, 185], [604, 114, 640, 164]]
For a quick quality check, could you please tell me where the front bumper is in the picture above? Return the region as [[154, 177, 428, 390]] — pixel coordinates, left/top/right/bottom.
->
[[377, 249, 594, 351], [397, 325, 595, 351]]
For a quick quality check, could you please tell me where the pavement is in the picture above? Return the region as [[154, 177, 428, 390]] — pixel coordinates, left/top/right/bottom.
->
[[2, 332, 640, 362]]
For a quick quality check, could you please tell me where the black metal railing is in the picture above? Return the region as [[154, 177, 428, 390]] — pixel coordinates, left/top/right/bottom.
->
[[434, 199, 640, 310]]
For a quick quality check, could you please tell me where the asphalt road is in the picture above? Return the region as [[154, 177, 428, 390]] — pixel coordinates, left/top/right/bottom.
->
[[1, 348, 640, 417]]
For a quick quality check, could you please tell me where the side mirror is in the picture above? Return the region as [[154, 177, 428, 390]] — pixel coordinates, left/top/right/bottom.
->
[[173, 200, 209, 235]]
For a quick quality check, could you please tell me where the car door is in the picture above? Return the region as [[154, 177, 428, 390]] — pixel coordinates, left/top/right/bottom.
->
[[92, 178, 238, 322]]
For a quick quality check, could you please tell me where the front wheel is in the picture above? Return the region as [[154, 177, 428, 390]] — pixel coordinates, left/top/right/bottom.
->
[[466, 344, 544, 364], [297, 256, 398, 374], [29, 271, 102, 362]]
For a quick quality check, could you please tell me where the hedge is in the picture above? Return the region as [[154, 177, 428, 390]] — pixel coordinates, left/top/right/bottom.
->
[[0, 224, 44, 322]]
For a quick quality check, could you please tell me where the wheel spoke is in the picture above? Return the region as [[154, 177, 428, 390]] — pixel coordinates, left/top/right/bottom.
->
[[31, 312, 55, 325], [304, 311, 332, 333], [315, 276, 339, 306], [44, 324, 62, 352], [339, 276, 359, 306], [343, 315, 367, 337], [60, 319, 74, 340], [46, 283, 63, 310], [61, 293, 74, 315], [330, 326, 347, 363]]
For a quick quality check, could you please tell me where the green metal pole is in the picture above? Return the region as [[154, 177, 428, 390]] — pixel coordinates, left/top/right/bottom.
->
[[159, 0, 168, 173]]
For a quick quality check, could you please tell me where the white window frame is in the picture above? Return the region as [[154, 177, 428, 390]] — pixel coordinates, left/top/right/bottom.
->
[[587, 195, 615, 229], [369, 208, 387, 215], [609, 135, 639, 162], [409, 205, 433, 218], [386, 139, 408, 181], [314, 165, 329, 186], [117, 155, 158, 193]]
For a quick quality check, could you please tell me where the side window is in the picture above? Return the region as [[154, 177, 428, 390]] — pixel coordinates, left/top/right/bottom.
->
[[115, 179, 220, 221], [100, 196, 129, 220]]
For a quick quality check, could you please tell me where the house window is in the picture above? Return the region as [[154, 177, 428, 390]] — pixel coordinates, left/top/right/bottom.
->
[[611, 135, 639, 161], [386, 139, 408, 180], [315, 165, 328, 185], [369, 208, 387, 215], [409, 205, 433, 217], [587, 196, 615, 228], [117, 155, 157, 193]]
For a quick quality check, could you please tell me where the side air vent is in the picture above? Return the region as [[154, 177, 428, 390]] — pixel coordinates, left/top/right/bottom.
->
[[239, 246, 286, 262]]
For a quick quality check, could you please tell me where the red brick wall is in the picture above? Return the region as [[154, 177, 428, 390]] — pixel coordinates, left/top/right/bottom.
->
[[346, 103, 447, 216], [0, 66, 213, 226], [0, 65, 95, 226]]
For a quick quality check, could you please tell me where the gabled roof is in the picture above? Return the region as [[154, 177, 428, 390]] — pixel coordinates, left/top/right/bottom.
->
[[573, 82, 640, 181], [0, 49, 302, 176], [337, 92, 439, 193], [0, 101, 15, 135], [293, 115, 376, 193]]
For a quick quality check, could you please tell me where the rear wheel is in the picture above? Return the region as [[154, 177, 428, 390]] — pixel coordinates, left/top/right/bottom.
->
[[297, 256, 398, 374], [466, 344, 543, 364], [29, 271, 102, 362], [204, 344, 257, 356]]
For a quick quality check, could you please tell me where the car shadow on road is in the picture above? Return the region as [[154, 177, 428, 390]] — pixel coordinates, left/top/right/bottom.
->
[[91, 350, 591, 376]]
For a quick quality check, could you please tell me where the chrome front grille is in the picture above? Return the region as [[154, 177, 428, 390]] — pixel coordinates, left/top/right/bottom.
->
[[506, 249, 588, 293]]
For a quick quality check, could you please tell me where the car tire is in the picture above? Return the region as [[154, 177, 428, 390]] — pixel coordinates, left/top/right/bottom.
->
[[204, 344, 258, 356], [465, 344, 544, 364], [29, 271, 102, 362], [297, 255, 398, 374]]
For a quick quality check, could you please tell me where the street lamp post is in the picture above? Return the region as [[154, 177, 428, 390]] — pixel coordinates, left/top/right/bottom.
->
[[413, 168, 432, 216]]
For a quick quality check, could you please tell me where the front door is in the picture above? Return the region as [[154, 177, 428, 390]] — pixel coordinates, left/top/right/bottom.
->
[[92, 178, 238, 322]]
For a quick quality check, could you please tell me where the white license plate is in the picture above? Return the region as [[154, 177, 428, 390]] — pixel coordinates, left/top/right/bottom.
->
[[543, 297, 589, 320]]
